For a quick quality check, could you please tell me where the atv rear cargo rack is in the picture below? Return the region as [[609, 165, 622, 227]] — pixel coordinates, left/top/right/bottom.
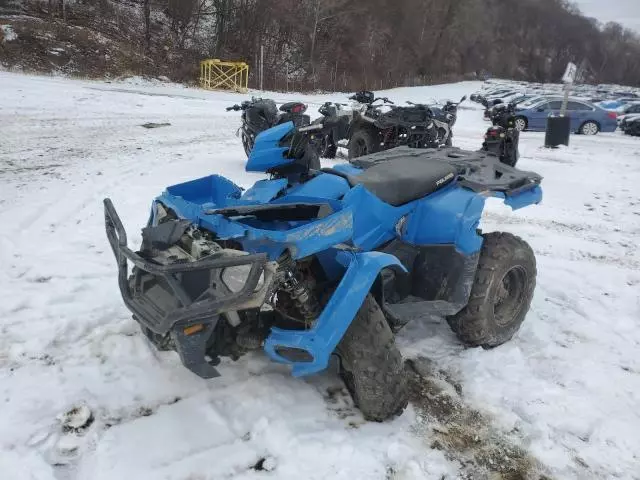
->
[[350, 146, 542, 197]]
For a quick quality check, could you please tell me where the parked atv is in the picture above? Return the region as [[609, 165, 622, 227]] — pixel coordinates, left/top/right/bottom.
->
[[482, 103, 520, 167], [348, 96, 438, 159], [104, 119, 543, 422], [226, 97, 310, 156], [407, 96, 466, 147], [311, 95, 370, 158]]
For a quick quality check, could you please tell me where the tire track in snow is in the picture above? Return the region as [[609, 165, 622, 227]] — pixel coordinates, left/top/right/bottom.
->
[[405, 358, 556, 480]]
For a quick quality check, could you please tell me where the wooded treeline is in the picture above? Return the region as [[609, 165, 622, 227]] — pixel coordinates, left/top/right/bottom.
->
[[6, 0, 640, 89]]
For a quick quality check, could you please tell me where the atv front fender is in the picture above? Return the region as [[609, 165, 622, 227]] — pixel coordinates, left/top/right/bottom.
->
[[264, 250, 406, 377]]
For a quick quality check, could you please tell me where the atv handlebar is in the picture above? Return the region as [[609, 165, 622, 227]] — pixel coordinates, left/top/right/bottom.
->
[[373, 97, 394, 105]]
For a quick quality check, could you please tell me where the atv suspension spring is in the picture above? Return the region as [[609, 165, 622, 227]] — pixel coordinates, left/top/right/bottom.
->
[[273, 254, 321, 325]]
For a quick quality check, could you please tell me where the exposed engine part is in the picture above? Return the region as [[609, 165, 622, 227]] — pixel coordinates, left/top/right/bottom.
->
[[224, 311, 242, 327], [235, 328, 265, 350]]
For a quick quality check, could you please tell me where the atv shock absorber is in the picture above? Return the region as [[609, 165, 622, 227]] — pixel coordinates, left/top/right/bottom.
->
[[273, 254, 320, 325], [280, 270, 320, 322]]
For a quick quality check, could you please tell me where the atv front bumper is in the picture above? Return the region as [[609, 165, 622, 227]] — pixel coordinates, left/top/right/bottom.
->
[[104, 198, 276, 378]]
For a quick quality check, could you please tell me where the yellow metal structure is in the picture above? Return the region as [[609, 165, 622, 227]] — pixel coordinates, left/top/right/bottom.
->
[[199, 59, 249, 93]]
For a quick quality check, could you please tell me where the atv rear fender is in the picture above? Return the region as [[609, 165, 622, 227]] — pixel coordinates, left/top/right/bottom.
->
[[264, 250, 406, 377]]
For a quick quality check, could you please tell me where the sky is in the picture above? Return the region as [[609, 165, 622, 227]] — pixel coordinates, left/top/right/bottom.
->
[[572, 0, 640, 32]]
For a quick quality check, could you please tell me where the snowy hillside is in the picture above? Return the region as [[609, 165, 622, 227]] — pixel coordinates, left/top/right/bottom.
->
[[1, 72, 639, 480]]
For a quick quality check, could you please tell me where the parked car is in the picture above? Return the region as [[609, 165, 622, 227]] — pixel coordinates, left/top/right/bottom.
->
[[480, 89, 522, 107], [597, 98, 640, 111], [622, 116, 640, 137], [616, 103, 640, 125], [512, 97, 617, 135], [619, 114, 640, 134], [483, 94, 542, 120], [471, 87, 515, 104]]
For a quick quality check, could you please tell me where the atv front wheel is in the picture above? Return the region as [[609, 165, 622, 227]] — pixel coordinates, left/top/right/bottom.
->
[[241, 133, 254, 157], [336, 295, 408, 421], [446, 232, 536, 349], [348, 127, 380, 159], [319, 135, 338, 159]]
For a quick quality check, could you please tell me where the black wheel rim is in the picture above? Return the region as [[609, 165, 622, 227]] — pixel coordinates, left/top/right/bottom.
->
[[353, 138, 367, 157], [494, 266, 528, 326]]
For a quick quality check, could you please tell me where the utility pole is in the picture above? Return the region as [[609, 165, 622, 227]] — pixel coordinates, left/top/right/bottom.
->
[[260, 45, 264, 91], [560, 62, 577, 116]]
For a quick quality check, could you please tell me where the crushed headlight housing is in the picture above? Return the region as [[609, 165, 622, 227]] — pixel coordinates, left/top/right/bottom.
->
[[222, 264, 265, 293]]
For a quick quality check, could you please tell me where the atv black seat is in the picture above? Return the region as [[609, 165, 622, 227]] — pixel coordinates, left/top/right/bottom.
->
[[324, 158, 457, 207]]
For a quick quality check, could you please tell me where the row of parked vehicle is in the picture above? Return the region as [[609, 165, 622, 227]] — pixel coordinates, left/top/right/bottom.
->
[[226, 91, 523, 171], [471, 81, 640, 137], [226, 91, 466, 162]]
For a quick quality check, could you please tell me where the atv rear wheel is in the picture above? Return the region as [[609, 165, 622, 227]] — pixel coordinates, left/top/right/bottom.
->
[[446, 232, 536, 349], [348, 127, 380, 159], [336, 294, 408, 421], [500, 134, 519, 167]]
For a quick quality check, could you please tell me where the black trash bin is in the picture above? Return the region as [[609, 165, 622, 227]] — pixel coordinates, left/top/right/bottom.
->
[[545, 115, 571, 147]]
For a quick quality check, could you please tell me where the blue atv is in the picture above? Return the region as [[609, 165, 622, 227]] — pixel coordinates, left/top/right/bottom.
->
[[104, 120, 543, 421]]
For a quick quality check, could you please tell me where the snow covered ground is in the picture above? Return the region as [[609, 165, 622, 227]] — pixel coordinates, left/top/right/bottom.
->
[[1, 71, 639, 480]]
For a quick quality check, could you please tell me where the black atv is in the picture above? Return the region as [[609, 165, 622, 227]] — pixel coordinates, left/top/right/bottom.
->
[[406, 96, 466, 147], [347, 92, 438, 159], [482, 103, 520, 167], [311, 101, 354, 159], [227, 98, 310, 156], [312, 91, 385, 159]]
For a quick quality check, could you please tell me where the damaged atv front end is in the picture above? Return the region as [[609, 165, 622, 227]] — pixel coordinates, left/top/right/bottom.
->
[[104, 198, 277, 378]]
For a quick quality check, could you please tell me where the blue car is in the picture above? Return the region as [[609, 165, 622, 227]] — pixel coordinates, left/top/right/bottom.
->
[[104, 122, 543, 421], [513, 97, 618, 135]]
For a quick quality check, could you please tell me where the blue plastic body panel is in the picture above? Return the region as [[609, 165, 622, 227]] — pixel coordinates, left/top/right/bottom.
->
[[239, 178, 288, 204], [263, 250, 406, 376], [502, 185, 543, 210], [402, 183, 485, 255], [283, 173, 350, 201], [245, 122, 293, 172], [164, 175, 242, 211]]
